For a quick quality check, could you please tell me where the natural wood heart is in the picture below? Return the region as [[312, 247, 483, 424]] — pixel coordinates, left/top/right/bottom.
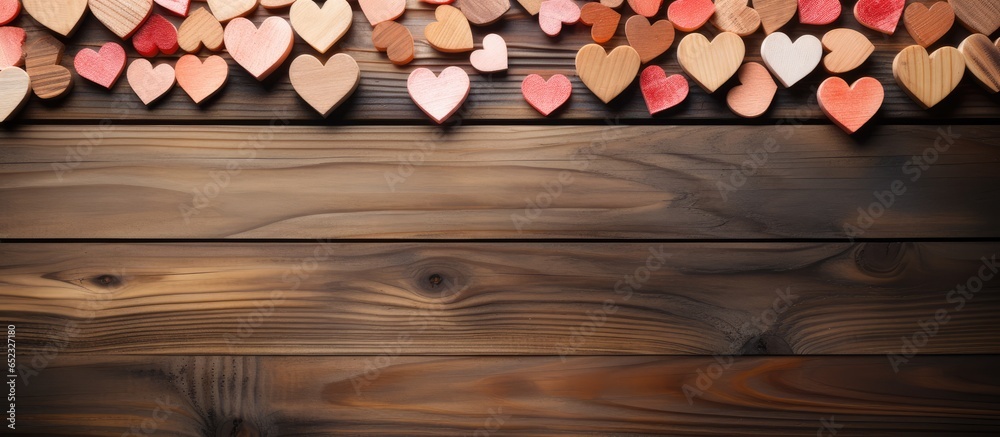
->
[[818, 76, 884, 134], [359, 0, 406, 26], [949, 0, 1000, 35], [797, 0, 840, 25], [175, 54, 229, 104], [625, 15, 674, 64], [854, 0, 905, 35], [425, 5, 474, 52], [521, 73, 571, 116], [24, 35, 73, 99], [539, 0, 580, 37], [710, 0, 760, 36], [289, 53, 360, 117], [959, 33, 1000, 93], [89, 0, 154, 39], [893, 45, 965, 109], [667, 0, 714, 32], [223, 16, 295, 80], [904, 2, 954, 48], [821, 28, 874, 74], [580, 2, 621, 44], [127, 58, 175, 105], [677, 32, 745, 93], [154, 0, 190, 16], [178, 7, 225, 53], [73, 42, 126, 89], [207, 0, 258, 23], [458, 0, 509, 26], [602, 0, 625, 7], [0, 67, 30, 123], [470, 33, 508, 73], [289, 0, 352, 54], [21, 0, 88, 37], [761, 32, 822, 87], [627, 0, 663, 18], [0, 26, 25, 70], [372, 21, 414, 66], [575, 44, 641, 104], [753, 0, 797, 34], [640, 65, 688, 115], [726, 62, 777, 118], [516, 0, 541, 15], [261, 0, 295, 9], [132, 13, 179, 57], [407, 66, 471, 124], [0, 0, 20, 26]]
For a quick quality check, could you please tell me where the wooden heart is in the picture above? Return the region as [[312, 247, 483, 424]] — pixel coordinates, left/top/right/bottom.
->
[[602, 0, 625, 7], [0, 26, 25, 70], [127, 58, 174, 105], [677, 32, 745, 93], [407, 66, 471, 124], [21, 0, 88, 36], [753, 0, 797, 34], [24, 35, 72, 99], [154, 0, 190, 16], [521, 73, 571, 116], [893, 45, 965, 109], [372, 21, 414, 66], [470, 33, 508, 73], [575, 44, 641, 103], [640, 65, 688, 115], [818, 76, 883, 134], [949, 0, 1000, 35], [821, 28, 874, 74], [0, 67, 30, 123], [0, 0, 19, 26], [178, 7, 225, 53], [539, 0, 580, 37], [261, 0, 295, 9], [710, 0, 760, 36], [458, 0, 509, 26], [627, 0, 662, 18], [761, 32, 822, 87], [359, 0, 406, 26], [517, 0, 541, 15], [73, 42, 126, 89], [133, 14, 179, 57], [904, 2, 954, 48], [426, 5, 474, 52], [89, 0, 154, 39], [959, 33, 1000, 93], [224, 16, 294, 80], [289, 0, 352, 54], [580, 2, 621, 44], [175, 54, 229, 104], [798, 0, 840, 25], [726, 62, 777, 118], [855, 0, 905, 35], [289, 53, 360, 116], [207, 0, 258, 22], [625, 15, 674, 64], [667, 0, 714, 32]]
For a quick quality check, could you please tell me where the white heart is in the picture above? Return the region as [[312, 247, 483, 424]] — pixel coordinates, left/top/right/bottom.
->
[[761, 32, 822, 88]]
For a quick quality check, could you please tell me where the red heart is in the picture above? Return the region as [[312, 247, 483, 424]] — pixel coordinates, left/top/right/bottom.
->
[[667, 0, 714, 32], [154, 0, 190, 16], [0, 27, 25, 70], [521, 73, 571, 116], [855, 0, 905, 34], [798, 0, 841, 25], [132, 14, 179, 57], [817, 76, 884, 134], [0, 0, 19, 26], [74, 42, 126, 89], [640, 65, 688, 115]]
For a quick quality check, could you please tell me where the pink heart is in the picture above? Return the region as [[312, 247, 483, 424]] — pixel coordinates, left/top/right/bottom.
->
[[855, 0, 905, 34], [74, 42, 127, 89], [640, 65, 688, 115], [126, 58, 176, 105], [522, 73, 572, 116], [539, 0, 580, 37], [224, 16, 295, 80], [407, 66, 470, 124], [818, 76, 883, 134], [154, 0, 190, 16], [470, 33, 507, 73], [0, 0, 19, 26], [0, 27, 25, 70], [798, 0, 841, 25]]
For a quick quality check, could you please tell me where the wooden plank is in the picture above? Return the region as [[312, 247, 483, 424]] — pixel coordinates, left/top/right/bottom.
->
[[7, 3, 1000, 122], [15, 355, 1000, 435], [3, 242, 999, 355], [2, 125, 998, 239]]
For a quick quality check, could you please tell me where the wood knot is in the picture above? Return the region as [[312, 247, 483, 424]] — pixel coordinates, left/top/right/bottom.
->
[[738, 333, 793, 355], [855, 242, 909, 278], [91, 274, 122, 289], [410, 264, 469, 300]]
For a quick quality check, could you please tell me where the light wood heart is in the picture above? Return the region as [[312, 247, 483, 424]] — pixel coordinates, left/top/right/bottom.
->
[[0, 26, 25, 70], [949, 0, 1000, 35], [904, 2, 954, 48], [821, 28, 874, 74], [761, 32, 822, 88], [407, 66, 471, 124], [89, 0, 154, 39], [126, 58, 175, 105], [207, 0, 258, 22], [517, 0, 541, 15], [425, 5, 474, 53], [575, 44, 641, 104], [175, 54, 229, 104], [677, 32, 745, 93], [289, 53, 360, 117], [602, 0, 625, 7], [710, 0, 760, 36], [261, 0, 295, 9], [372, 21, 414, 66], [0, 67, 30, 123], [24, 35, 73, 99], [470, 33, 508, 73], [892, 45, 965, 109], [458, 0, 509, 26], [224, 16, 295, 80], [726, 62, 777, 118], [625, 15, 674, 64], [359, 0, 406, 26], [753, 0, 797, 34], [289, 0, 352, 54], [21, 0, 88, 37], [817, 76, 883, 134], [627, 0, 663, 18], [178, 7, 225, 53], [959, 33, 1000, 93]]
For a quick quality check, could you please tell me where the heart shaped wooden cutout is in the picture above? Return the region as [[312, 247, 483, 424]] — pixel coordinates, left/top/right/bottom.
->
[[261, 0, 295, 9], [818, 76, 883, 134], [176, 54, 229, 104], [959, 33, 1000, 93], [133, 13, 179, 57], [625, 15, 674, 64], [207, 0, 258, 22], [904, 2, 955, 48], [521, 73, 571, 116], [359, 0, 406, 26], [677, 32, 745, 93], [22, 0, 88, 36], [426, 5, 474, 52], [754, 0, 797, 34], [602, 0, 625, 7], [798, 0, 840, 25], [627, 0, 662, 18], [0, 26, 25, 70], [289, 53, 360, 117], [178, 7, 225, 52], [726, 62, 777, 118], [893, 45, 965, 109], [0, 0, 20, 26], [711, 0, 760, 36], [90, 0, 154, 39], [458, 0, 509, 26], [761, 32, 822, 87], [470, 33, 508, 73], [855, 0, 905, 35], [0, 67, 30, 123], [155, 0, 190, 16], [289, 0, 352, 53], [640, 65, 688, 115], [74, 41, 126, 89], [517, 0, 541, 15], [949, 0, 1000, 35], [127, 58, 175, 105], [24, 35, 72, 99], [580, 2, 621, 44], [575, 44, 641, 103], [821, 28, 874, 74], [407, 66, 471, 124], [667, 0, 714, 32], [372, 21, 414, 66], [224, 16, 294, 80], [539, 0, 580, 37]]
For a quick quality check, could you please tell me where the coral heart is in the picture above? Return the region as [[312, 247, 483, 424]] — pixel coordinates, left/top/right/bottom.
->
[[625, 15, 674, 64], [73, 42, 127, 89], [580, 2, 620, 44], [639, 65, 688, 115], [0, 67, 30, 123], [175, 54, 229, 104], [207, 0, 258, 22], [761, 32, 822, 87], [575, 44, 641, 103], [855, 0, 905, 35], [407, 66, 471, 124], [224, 16, 295, 80], [90, 0, 155, 39], [359, 0, 406, 26], [959, 33, 1000, 93], [0, 0, 19, 26], [289, 53, 361, 117], [178, 7, 225, 53], [627, 0, 662, 18], [818, 76, 884, 134], [0, 27, 25, 70], [155, 0, 190, 16], [667, 0, 714, 32], [726, 62, 777, 118], [677, 32, 745, 93], [425, 5, 474, 52], [458, 0, 510, 26], [904, 2, 954, 48], [133, 14, 179, 57], [754, 0, 797, 34], [521, 73, 571, 116], [821, 28, 874, 74], [127, 58, 175, 105], [797, 0, 840, 25], [539, 0, 580, 37], [289, 0, 352, 53], [21, 0, 88, 36], [950, 0, 1000, 35], [470, 33, 508, 73], [711, 0, 760, 36], [893, 45, 965, 108], [372, 21, 414, 66]]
